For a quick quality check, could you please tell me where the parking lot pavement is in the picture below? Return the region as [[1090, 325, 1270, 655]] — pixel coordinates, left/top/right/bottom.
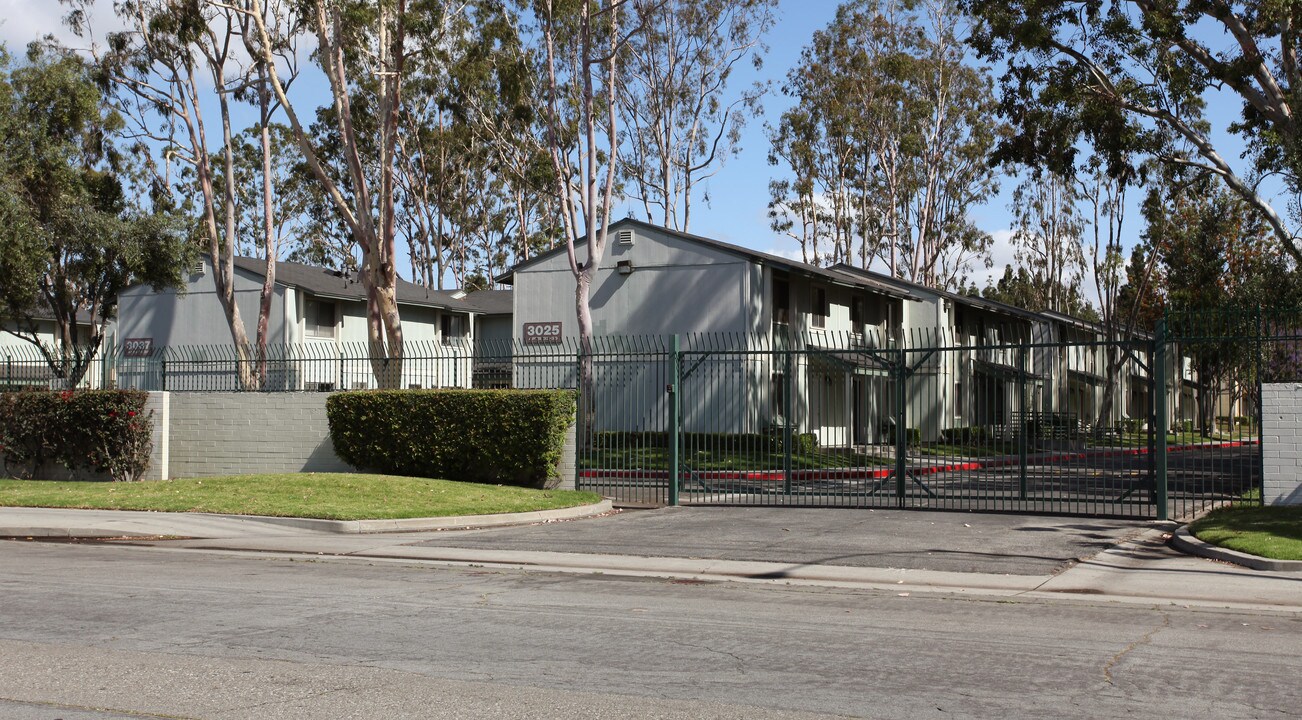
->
[[413, 506, 1152, 576]]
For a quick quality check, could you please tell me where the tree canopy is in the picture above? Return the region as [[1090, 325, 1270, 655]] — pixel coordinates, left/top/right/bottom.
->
[[964, 0, 1302, 266], [0, 44, 188, 384]]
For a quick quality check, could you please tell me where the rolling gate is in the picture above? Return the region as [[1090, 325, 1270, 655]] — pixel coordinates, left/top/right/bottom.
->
[[576, 322, 1265, 520]]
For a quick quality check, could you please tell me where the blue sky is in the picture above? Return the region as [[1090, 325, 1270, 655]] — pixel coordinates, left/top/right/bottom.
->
[[0, 0, 1266, 296], [633, 0, 1025, 287]]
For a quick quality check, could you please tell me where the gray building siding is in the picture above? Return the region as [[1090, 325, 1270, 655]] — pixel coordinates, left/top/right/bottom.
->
[[511, 225, 759, 340], [117, 260, 288, 347]]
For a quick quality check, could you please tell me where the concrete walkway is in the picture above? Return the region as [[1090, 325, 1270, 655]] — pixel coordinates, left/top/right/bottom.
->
[[3, 505, 1299, 612]]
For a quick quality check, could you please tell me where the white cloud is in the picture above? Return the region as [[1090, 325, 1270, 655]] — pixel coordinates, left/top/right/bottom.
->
[[972, 228, 1018, 289], [0, 1, 123, 53], [763, 246, 807, 262]]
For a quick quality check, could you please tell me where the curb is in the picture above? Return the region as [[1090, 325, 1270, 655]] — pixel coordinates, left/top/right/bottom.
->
[[237, 499, 615, 534], [1169, 526, 1302, 572], [0, 500, 615, 538], [0, 527, 157, 539]]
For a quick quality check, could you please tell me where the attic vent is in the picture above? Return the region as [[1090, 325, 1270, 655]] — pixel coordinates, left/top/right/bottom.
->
[[192, 262, 205, 276], [616, 229, 634, 245]]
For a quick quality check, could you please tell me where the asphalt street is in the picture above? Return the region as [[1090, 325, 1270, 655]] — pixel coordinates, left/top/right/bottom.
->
[[412, 506, 1148, 575], [1, 540, 1298, 719]]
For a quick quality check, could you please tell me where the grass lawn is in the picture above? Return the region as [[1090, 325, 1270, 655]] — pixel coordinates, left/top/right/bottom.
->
[[0, 473, 602, 521], [581, 446, 890, 471], [914, 443, 1017, 459], [1189, 505, 1302, 561]]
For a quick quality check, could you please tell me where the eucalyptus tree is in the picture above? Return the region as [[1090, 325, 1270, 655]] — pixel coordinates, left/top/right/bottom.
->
[[767, 0, 1001, 290], [66, 0, 297, 389], [245, 0, 470, 386], [398, 0, 552, 290], [964, 0, 1302, 265], [1007, 169, 1086, 315], [1075, 163, 1160, 429], [533, 0, 639, 410], [618, 0, 776, 231], [0, 46, 188, 386]]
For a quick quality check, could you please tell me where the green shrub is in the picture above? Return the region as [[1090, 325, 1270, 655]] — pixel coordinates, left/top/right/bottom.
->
[[1121, 417, 1145, 433], [793, 432, 818, 454], [906, 427, 922, 447], [940, 426, 986, 444], [0, 390, 153, 482], [327, 389, 577, 489]]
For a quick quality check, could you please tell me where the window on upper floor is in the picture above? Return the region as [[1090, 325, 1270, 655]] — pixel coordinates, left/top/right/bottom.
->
[[441, 314, 466, 345], [850, 297, 864, 331], [773, 275, 791, 325], [811, 286, 828, 329], [305, 298, 337, 338]]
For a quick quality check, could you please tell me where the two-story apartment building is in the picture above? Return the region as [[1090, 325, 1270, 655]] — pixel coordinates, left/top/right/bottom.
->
[[833, 265, 1059, 440], [2, 305, 108, 389], [116, 256, 493, 390], [499, 218, 932, 445]]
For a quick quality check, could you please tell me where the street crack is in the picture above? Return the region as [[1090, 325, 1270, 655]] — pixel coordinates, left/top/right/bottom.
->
[[1103, 611, 1170, 685]]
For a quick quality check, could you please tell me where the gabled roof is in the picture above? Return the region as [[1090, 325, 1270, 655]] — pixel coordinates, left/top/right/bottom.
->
[[231, 257, 482, 313], [1040, 309, 1153, 340], [832, 264, 1047, 324], [460, 289, 512, 315], [495, 217, 923, 302], [14, 300, 96, 326]]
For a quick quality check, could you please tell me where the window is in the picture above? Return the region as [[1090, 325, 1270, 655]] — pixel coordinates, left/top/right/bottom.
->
[[441, 314, 465, 345], [811, 287, 828, 328], [773, 275, 791, 325], [305, 299, 336, 338], [850, 297, 864, 331]]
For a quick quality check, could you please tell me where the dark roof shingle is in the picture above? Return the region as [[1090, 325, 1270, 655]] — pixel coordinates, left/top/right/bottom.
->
[[232, 257, 489, 313], [496, 218, 923, 301]]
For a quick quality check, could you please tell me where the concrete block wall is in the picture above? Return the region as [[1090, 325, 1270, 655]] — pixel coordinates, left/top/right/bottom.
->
[[1262, 383, 1302, 505], [556, 419, 577, 490], [142, 392, 169, 480], [167, 393, 351, 478]]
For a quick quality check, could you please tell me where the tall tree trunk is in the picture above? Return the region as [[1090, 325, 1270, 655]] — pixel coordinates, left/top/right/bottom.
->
[[255, 69, 278, 386]]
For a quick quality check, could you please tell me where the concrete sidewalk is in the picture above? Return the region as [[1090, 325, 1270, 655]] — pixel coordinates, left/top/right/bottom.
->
[[3, 505, 1299, 612]]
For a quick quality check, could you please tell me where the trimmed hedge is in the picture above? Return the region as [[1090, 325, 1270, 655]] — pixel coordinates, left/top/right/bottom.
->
[[0, 390, 154, 482], [326, 389, 577, 489]]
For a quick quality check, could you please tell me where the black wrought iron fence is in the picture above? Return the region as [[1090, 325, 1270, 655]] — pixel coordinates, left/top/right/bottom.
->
[[4, 314, 1284, 518]]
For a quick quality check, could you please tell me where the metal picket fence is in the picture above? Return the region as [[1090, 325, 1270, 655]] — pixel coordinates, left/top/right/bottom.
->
[[3, 314, 1277, 519]]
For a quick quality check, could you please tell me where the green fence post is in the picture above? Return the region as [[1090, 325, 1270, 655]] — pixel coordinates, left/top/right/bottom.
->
[[783, 345, 793, 495], [160, 356, 168, 392], [1153, 319, 1169, 520], [896, 349, 907, 506], [669, 334, 681, 506], [1018, 344, 1028, 501]]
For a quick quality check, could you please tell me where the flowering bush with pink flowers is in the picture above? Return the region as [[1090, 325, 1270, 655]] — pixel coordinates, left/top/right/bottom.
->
[[0, 390, 153, 482]]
